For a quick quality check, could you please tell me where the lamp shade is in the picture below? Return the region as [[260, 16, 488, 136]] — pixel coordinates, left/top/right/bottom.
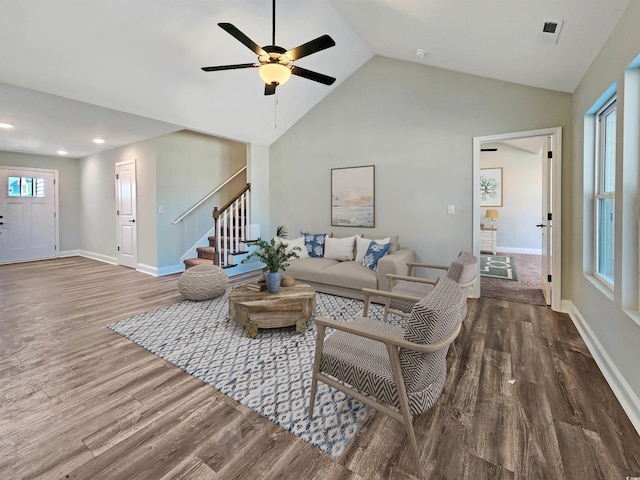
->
[[485, 209, 499, 219], [259, 63, 291, 86]]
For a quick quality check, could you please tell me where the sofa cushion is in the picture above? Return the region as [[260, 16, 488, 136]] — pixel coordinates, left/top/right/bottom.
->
[[324, 235, 356, 261], [285, 258, 339, 283], [355, 235, 389, 262], [363, 234, 399, 252], [302, 231, 327, 258], [281, 236, 309, 258], [361, 241, 390, 271], [315, 261, 378, 290]]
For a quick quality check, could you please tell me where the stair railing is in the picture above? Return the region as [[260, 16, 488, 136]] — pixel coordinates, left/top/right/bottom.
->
[[171, 166, 247, 224], [213, 184, 251, 267]]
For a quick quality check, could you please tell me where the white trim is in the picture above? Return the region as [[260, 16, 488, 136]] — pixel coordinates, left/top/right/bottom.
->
[[473, 127, 562, 311], [0, 165, 60, 262], [79, 250, 117, 265], [494, 247, 542, 255], [180, 227, 214, 262], [564, 300, 640, 437], [155, 263, 185, 276], [58, 249, 80, 258]]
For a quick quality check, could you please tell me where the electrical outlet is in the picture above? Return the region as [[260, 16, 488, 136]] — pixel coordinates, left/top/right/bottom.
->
[[447, 204, 455, 214]]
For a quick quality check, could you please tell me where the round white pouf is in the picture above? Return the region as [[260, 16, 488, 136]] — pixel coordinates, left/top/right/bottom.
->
[[178, 264, 228, 301]]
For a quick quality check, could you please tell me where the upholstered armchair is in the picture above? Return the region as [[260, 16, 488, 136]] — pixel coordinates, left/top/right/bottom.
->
[[308, 276, 465, 474], [383, 251, 478, 321]]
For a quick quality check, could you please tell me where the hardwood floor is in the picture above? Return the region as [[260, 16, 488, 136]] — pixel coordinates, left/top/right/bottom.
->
[[1, 257, 639, 479]]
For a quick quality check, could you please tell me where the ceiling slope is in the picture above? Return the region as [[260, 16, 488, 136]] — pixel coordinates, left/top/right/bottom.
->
[[0, 0, 631, 157]]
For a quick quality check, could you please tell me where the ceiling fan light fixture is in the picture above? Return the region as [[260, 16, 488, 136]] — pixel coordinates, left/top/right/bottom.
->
[[259, 63, 291, 86]]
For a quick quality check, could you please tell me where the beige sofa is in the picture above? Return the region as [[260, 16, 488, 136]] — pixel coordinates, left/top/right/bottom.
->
[[283, 234, 416, 301]]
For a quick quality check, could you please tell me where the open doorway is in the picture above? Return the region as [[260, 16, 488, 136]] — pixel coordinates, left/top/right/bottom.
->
[[472, 127, 562, 311], [479, 139, 547, 305]]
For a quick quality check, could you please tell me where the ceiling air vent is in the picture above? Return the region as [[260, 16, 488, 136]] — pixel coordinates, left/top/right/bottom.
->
[[537, 19, 564, 45]]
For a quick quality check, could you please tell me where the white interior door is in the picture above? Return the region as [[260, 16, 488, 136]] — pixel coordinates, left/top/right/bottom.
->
[[116, 160, 138, 269], [540, 137, 553, 305], [0, 167, 57, 263]]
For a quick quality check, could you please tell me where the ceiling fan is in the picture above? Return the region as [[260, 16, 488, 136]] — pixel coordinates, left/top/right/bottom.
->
[[201, 0, 336, 95]]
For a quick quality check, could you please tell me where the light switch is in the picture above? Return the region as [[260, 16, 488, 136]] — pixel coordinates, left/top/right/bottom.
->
[[447, 204, 455, 214]]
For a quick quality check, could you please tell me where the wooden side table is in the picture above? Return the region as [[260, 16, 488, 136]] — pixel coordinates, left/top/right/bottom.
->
[[228, 283, 316, 338]]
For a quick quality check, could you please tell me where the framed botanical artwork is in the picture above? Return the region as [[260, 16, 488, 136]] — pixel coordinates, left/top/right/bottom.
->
[[480, 167, 503, 207], [331, 165, 375, 227]]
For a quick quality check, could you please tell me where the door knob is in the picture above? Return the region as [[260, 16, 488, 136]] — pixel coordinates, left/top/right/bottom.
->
[[536, 224, 545, 228], [128, 219, 135, 223]]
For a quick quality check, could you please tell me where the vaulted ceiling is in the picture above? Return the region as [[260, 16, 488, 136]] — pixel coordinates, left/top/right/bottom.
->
[[0, 0, 631, 158]]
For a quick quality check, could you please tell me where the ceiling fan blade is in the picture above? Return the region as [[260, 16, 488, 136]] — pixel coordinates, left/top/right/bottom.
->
[[201, 63, 258, 72], [265, 83, 277, 96], [285, 34, 335, 61], [218, 23, 267, 56], [290, 65, 336, 85]]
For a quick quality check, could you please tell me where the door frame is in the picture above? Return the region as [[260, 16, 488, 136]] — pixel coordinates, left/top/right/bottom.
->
[[0, 165, 59, 263], [115, 160, 138, 269], [472, 127, 562, 311]]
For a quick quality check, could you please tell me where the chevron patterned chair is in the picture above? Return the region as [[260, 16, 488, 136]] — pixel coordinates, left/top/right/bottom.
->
[[383, 251, 478, 322], [308, 276, 465, 474]]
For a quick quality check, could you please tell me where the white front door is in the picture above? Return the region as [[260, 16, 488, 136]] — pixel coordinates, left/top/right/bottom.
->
[[115, 161, 137, 269], [540, 137, 553, 306], [0, 167, 57, 263]]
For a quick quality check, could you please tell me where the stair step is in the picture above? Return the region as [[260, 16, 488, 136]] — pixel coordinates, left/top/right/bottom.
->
[[196, 246, 216, 260], [184, 258, 216, 269]]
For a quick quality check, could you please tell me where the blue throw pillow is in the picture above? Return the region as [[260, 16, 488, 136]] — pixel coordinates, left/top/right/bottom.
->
[[361, 241, 390, 271], [301, 231, 327, 258]]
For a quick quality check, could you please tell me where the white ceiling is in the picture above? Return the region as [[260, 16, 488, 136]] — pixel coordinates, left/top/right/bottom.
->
[[0, 0, 631, 158]]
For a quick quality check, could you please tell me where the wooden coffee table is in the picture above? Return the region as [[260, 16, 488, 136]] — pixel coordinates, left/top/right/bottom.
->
[[229, 283, 316, 338]]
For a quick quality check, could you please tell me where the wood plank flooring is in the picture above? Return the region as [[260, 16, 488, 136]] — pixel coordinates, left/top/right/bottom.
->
[[1, 257, 639, 479]]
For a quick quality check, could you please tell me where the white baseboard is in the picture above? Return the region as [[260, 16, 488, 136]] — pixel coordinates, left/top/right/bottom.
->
[[58, 249, 80, 257], [495, 246, 542, 255], [563, 300, 640, 437], [79, 250, 117, 265], [155, 264, 185, 277]]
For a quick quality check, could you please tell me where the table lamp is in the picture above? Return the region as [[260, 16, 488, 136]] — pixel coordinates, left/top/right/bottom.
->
[[485, 209, 499, 228]]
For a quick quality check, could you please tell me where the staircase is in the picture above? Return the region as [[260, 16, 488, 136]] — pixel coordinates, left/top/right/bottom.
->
[[183, 184, 254, 270]]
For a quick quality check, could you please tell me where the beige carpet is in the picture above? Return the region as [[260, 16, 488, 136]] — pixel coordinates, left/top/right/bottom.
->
[[480, 252, 547, 306]]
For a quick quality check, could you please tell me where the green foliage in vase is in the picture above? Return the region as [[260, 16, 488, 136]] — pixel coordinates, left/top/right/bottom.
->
[[242, 237, 300, 273], [276, 224, 288, 238]]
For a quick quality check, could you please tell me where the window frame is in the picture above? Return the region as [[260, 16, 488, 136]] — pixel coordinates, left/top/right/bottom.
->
[[594, 96, 616, 286]]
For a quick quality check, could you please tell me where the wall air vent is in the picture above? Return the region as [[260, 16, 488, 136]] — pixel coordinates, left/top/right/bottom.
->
[[537, 19, 564, 45]]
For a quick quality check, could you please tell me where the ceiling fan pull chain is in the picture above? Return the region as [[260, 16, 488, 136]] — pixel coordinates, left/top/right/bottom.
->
[[274, 93, 278, 129]]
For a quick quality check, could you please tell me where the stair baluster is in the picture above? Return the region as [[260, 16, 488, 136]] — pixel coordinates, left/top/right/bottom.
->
[[206, 184, 251, 269]]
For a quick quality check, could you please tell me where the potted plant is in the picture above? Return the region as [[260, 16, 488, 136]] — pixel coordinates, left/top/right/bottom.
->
[[242, 235, 300, 293]]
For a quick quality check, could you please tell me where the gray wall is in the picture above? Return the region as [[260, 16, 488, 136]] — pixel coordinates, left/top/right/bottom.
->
[[78, 130, 246, 272], [480, 143, 543, 252], [79, 139, 158, 266], [270, 56, 571, 266], [0, 151, 80, 253], [155, 130, 246, 270], [569, 1, 640, 419]]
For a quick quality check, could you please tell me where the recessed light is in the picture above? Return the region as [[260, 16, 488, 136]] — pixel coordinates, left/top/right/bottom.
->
[[0, 122, 14, 129], [57, 150, 68, 156], [416, 49, 428, 58], [93, 138, 105, 144]]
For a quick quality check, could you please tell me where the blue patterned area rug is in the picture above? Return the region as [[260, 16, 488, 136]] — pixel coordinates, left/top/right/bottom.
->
[[108, 290, 396, 459], [480, 254, 518, 281]]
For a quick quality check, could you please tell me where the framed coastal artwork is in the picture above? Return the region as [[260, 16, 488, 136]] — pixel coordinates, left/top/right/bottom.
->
[[480, 167, 503, 207], [331, 165, 375, 227]]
